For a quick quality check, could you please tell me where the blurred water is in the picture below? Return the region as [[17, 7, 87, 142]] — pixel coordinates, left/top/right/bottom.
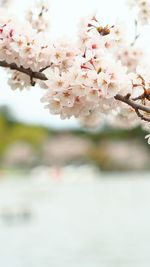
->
[[0, 172, 150, 267]]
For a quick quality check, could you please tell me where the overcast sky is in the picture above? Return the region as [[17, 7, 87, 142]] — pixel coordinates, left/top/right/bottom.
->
[[0, 0, 150, 128]]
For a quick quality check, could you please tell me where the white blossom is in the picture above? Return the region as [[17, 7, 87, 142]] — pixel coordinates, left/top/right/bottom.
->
[[0, 3, 150, 145], [127, 0, 150, 25]]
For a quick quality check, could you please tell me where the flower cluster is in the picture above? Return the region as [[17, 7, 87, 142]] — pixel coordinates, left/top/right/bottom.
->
[[41, 17, 131, 119], [0, 11, 52, 72], [0, 9, 53, 89], [26, 0, 50, 33], [130, 66, 150, 143], [109, 108, 140, 129], [116, 45, 143, 72], [8, 70, 31, 90], [128, 0, 150, 25], [0, 3, 150, 144], [78, 16, 126, 53]]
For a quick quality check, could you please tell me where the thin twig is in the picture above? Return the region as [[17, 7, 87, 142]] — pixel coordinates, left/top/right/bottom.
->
[[131, 20, 140, 46], [115, 94, 150, 122]]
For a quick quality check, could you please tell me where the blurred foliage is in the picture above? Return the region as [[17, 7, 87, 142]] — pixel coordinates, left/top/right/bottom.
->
[[0, 106, 49, 155], [0, 105, 149, 171]]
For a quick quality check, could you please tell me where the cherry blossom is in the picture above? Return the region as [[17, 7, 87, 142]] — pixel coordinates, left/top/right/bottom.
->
[[26, 0, 50, 33], [0, 1, 150, 144], [128, 0, 150, 25]]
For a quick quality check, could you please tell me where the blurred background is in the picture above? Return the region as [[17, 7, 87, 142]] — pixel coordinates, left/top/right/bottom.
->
[[0, 105, 149, 172], [0, 0, 150, 267]]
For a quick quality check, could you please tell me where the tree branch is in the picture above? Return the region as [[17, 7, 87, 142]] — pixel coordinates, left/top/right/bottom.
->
[[0, 60, 48, 82], [1, 60, 150, 123], [115, 94, 150, 122]]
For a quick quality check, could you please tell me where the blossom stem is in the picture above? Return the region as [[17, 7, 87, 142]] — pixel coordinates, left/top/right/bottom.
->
[[131, 20, 140, 46]]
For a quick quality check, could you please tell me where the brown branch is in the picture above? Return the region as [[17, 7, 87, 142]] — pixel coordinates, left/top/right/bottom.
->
[[0, 60, 48, 82], [135, 109, 150, 122], [132, 91, 150, 102], [1, 60, 150, 123], [132, 94, 144, 101], [115, 94, 150, 122]]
